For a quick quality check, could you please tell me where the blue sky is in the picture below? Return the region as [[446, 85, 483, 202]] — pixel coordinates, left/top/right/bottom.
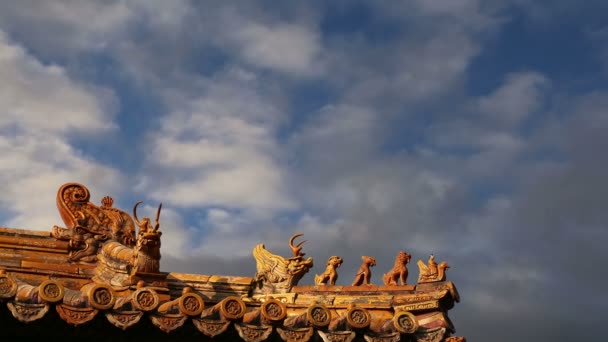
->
[[1, 1, 607, 340]]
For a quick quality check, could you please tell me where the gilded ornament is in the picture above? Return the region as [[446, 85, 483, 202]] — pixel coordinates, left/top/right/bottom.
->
[[178, 291, 205, 316], [417, 255, 449, 283], [260, 298, 286, 322], [38, 280, 65, 303], [132, 287, 160, 312], [306, 303, 331, 328], [88, 283, 116, 310], [0, 274, 18, 299], [346, 306, 371, 329], [393, 311, 418, 334], [220, 296, 247, 320]]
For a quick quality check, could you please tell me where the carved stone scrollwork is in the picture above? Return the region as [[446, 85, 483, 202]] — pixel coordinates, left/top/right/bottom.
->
[[52, 183, 137, 262], [0, 273, 18, 299], [150, 313, 187, 333], [87, 283, 116, 310], [235, 323, 273, 342], [178, 292, 205, 316], [261, 298, 286, 323], [393, 311, 418, 334], [413, 327, 446, 342], [220, 296, 247, 320], [318, 331, 356, 342], [192, 318, 232, 337], [306, 303, 331, 328], [132, 287, 160, 312], [106, 310, 144, 330], [346, 306, 371, 329], [56, 304, 98, 326], [363, 332, 401, 342], [7, 301, 49, 323], [276, 327, 315, 342], [38, 280, 65, 303]]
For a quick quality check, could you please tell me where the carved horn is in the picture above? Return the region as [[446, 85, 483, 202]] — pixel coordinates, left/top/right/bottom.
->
[[289, 233, 307, 257], [154, 203, 162, 231], [133, 201, 143, 225]]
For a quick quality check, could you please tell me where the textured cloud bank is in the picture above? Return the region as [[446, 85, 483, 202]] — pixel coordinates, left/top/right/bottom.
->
[[1, 1, 607, 341], [0, 31, 122, 229]]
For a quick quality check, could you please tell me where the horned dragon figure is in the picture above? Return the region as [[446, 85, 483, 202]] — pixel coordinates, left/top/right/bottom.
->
[[252, 233, 314, 294], [95, 201, 163, 286]]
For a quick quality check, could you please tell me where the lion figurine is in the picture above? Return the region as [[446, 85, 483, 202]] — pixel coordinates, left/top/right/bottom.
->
[[382, 250, 411, 286], [315, 256, 343, 285], [351, 256, 376, 286]]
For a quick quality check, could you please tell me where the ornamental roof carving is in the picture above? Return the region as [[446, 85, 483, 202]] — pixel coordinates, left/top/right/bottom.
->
[[0, 182, 466, 341]]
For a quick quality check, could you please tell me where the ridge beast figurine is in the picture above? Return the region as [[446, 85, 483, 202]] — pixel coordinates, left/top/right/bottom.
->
[[383, 250, 411, 286], [314, 255, 343, 286], [351, 256, 376, 286], [252, 233, 314, 294], [417, 254, 450, 283]]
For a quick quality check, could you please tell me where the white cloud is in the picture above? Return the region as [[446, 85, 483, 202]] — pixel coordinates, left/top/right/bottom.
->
[[0, 31, 122, 230], [140, 69, 293, 211], [0, 1, 132, 52], [0, 32, 115, 134], [228, 21, 323, 76]]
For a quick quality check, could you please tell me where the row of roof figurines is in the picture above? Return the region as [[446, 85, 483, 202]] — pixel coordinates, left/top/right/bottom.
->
[[288, 234, 449, 286], [46, 182, 450, 290], [251, 233, 450, 294]]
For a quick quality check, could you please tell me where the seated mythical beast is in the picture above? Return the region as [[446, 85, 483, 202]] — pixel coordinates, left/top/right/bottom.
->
[[383, 250, 411, 286], [352, 256, 376, 286], [95, 202, 163, 287], [315, 256, 343, 286]]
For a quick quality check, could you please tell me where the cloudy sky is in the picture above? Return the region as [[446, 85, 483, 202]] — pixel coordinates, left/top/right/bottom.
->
[[1, 1, 606, 340]]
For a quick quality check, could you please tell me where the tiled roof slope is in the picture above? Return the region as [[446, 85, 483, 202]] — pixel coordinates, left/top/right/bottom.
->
[[0, 183, 466, 342]]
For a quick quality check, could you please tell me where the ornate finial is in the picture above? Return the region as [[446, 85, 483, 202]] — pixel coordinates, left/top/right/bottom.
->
[[289, 233, 307, 258], [101, 196, 114, 208], [382, 250, 411, 286], [315, 256, 343, 285], [351, 256, 376, 286]]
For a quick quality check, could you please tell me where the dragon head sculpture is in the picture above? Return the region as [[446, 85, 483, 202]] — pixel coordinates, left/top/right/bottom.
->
[[252, 233, 314, 295]]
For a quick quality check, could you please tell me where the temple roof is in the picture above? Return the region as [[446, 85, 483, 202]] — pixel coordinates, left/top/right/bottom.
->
[[0, 183, 466, 342]]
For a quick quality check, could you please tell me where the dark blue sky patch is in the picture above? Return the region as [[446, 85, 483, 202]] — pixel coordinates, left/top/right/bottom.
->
[[467, 9, 601, 96]]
